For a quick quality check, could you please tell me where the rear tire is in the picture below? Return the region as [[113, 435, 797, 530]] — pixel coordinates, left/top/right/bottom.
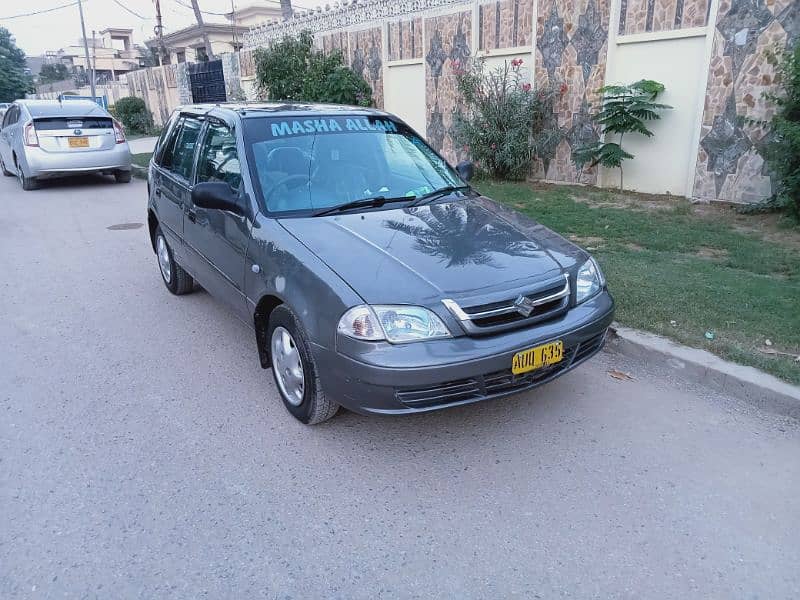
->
[[16, 162, 38, 191], [268, 305, 339, 425], [154, 226, 193, 295], [115, 170, 132, 183]]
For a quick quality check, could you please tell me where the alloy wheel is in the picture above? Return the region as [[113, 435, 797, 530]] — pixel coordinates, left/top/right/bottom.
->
[[270, 326, 305, 406], [156, 235, 172, 284]]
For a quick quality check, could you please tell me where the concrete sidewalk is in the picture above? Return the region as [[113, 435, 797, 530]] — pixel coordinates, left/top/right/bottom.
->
[[127, 136, 158, 154]]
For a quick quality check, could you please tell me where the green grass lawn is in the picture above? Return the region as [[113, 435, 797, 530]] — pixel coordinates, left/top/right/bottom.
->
[[131, 152, 152, 169], [478, 180, 800, 384]]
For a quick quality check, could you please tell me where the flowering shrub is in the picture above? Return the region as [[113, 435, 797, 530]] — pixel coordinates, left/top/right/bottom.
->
[[452, 58, 556, 180]]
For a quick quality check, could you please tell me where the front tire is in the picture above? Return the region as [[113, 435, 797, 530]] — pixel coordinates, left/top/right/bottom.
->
[[154, 226, 193, 295], [0, 157, 13, 177], [268, 305, 339, 425]]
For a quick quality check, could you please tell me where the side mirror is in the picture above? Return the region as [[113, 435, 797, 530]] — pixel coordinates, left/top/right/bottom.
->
[[456, 160, 475, 182], [192, 181, 243, 214]]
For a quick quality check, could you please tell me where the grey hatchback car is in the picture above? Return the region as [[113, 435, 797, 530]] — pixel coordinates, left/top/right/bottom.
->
[[0, 99, 132, 190], [147, 103, 614, 424]]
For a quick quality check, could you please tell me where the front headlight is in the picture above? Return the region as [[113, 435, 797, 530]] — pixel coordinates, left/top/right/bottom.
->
[[338, 304, 451, 343], [575, 258, 605, 304]]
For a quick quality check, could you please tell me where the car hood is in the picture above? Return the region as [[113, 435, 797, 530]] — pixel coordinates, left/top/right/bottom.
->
[[278, 196, 587, 305]]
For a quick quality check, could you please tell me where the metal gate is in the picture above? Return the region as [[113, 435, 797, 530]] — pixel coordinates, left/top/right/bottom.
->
[[188, 60, 227, 104]]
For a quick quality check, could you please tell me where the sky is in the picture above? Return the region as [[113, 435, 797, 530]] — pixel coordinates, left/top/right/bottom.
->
[[1, 0, 326, 56]]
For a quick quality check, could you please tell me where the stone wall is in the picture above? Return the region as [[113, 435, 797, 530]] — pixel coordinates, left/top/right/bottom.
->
[[618, 0, 710, 35], [478, 0, 535, 50], [220, 0, 795, 203], [535, 0, 610, 183], [425, 11, 473, 159], [349, 27, 385, 107], [388, 18, 424, 60], [692, 0, 798, 203]]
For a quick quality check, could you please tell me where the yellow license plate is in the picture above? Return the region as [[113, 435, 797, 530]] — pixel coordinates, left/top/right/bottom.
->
[[68, 136, 89, 148], [511, 340, 564, 375]]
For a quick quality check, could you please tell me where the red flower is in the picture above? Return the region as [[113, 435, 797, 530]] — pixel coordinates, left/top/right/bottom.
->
[[559, 82, 568, 95], [491, 143, 497, 150], [511, 58, 524, 67], [522, 83, 532, 92]]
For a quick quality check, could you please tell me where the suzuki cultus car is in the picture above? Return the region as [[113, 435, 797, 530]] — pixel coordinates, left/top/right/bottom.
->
[[146, 103, 614, 424]]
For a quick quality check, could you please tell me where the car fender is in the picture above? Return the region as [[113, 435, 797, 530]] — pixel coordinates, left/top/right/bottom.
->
[[246, 215, 364, 350]]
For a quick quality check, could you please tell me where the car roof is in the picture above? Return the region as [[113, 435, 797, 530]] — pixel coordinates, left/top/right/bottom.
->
[[177, 101, 393, 120], [17, 99, 108, 118]]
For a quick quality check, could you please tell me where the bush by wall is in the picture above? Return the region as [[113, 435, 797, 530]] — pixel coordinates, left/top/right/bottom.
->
[[452, 58, 557, 181], [112, 96, 154, 134], [757, 46, 800, 218], [254, 31, 373, 106]]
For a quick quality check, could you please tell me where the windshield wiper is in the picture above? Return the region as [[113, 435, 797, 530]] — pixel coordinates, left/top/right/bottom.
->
[[409, 185, 471, 207], [312, 195, 415, 217]]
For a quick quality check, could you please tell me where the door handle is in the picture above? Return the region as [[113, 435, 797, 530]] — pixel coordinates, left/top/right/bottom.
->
[[187, 209, 196, 223]]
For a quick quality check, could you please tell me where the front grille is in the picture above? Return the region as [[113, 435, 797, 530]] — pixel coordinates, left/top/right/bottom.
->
[[442, 274, 571, 335], [395, 330, 608, 409]]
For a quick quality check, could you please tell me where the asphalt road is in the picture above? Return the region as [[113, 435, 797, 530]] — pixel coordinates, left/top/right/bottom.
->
[[2, 174, 799, 599]]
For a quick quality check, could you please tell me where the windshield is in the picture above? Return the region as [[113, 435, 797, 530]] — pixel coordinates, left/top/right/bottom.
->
[[243, 115, 465, 215]]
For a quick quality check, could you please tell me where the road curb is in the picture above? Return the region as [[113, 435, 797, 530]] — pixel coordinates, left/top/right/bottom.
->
[[608, 323, 800, 419], [131, 165, 148, 180]]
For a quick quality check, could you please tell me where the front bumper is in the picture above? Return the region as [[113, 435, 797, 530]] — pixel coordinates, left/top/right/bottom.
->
[[22, 144, 132, 179], [313, 290, 615, 415]]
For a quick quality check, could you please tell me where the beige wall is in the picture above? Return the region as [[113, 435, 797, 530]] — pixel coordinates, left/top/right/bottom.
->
[[602, 32, 708, 195], [384, 63, 427, 136]]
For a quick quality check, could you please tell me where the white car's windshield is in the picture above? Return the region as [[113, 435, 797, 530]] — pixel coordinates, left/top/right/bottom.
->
[[244, 115, 464, 215]]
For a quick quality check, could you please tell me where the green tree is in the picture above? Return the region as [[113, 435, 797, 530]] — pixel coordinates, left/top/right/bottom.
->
[[573, 80, 671, 189], [254, 31, 373, 106], [0, 27, 33, 103], [39, 63, 70, 84]]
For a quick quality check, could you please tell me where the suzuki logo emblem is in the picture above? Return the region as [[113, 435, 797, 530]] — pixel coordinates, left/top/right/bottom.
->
[[513, 295, 536, 317]]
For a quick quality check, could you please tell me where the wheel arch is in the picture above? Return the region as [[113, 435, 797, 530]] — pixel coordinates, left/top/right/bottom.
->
[[254, 294, 284, 369], [147, 209, 159, 253]]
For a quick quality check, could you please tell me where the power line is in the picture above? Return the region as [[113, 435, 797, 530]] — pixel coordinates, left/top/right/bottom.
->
[[0, 0, 82, 21], [110, 0, 147, 20], [173, 0, 316, 17], [173, 0, 231, 17]]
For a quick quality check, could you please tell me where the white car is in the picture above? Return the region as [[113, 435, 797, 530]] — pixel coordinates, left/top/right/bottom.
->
[[0, 99, 132, 190]]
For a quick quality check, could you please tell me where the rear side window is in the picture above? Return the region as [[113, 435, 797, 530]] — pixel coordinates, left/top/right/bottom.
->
[[34, 117, 113, 130], [2, 106, 18, 128], [196, 121, 241, 190], [160, 115, 203, 180], [153, 112, 179, 165]]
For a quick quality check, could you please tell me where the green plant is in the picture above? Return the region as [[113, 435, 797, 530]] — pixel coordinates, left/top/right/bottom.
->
[[751, 45, 800, 218], [254, 31, 373, 106], [452, 58, 557, 181], [573, 80, 671, 189], [0, 27, 33, 103], [38, 63, 70, 84], [113, 96, 154, 134]]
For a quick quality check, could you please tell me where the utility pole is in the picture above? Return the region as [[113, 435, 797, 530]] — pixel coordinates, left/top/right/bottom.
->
[[230, 0, 237, 50], [189, 0, 215, 61], [154, 0, 167, 66], [77, 0, 96, 100], [280, 0, 293, 21], [91, 30, 97, 91]]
